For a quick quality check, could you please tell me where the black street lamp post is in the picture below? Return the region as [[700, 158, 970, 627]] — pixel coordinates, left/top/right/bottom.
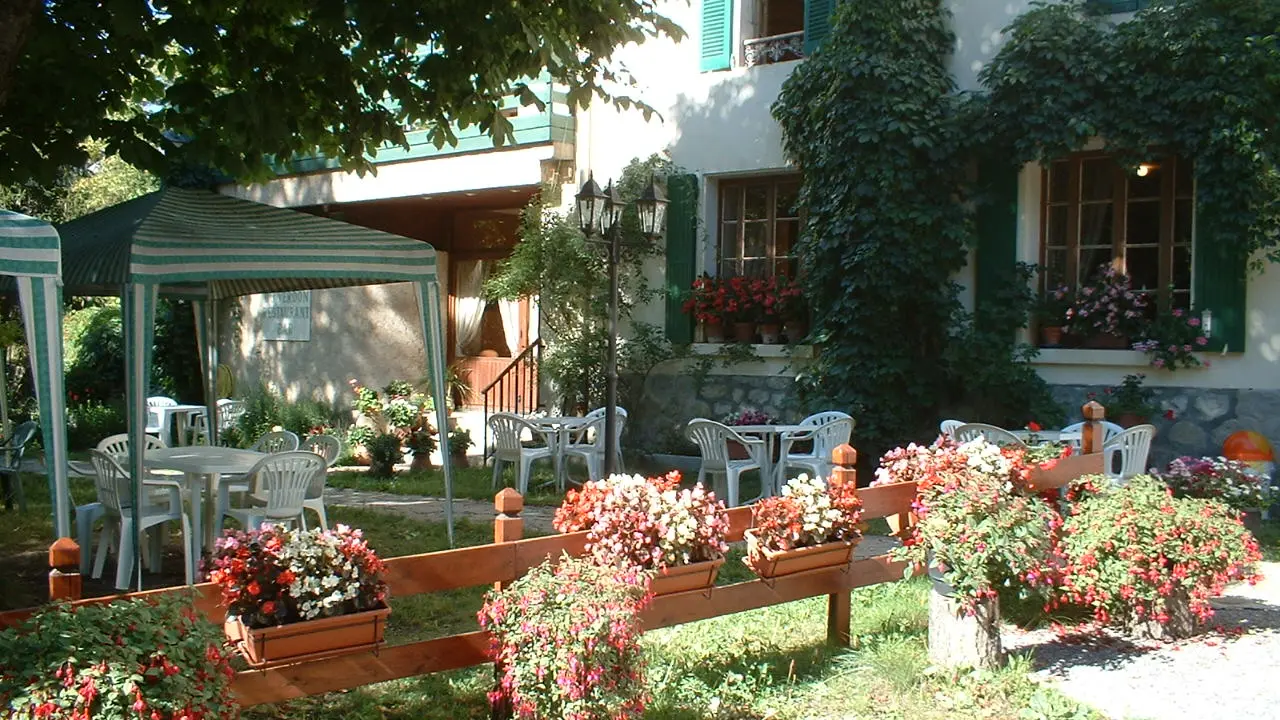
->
[[575, 172, 667, 476]]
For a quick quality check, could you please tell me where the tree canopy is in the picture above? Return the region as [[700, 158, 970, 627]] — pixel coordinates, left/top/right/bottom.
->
[[0, 1, 681, 185]]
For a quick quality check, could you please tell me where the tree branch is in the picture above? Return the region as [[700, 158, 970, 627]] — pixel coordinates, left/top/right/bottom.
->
[[0, 0, 40, 113]]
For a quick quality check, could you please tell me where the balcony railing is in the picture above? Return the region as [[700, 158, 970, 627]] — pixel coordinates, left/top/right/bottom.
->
[[274, 80, 573, 175], [743, 31, 805, 67]]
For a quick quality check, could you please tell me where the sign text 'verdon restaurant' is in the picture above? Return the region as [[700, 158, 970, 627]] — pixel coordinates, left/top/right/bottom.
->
[[258, 291, 311, 341]]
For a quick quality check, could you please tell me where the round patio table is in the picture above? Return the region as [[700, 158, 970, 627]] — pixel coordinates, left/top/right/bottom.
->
[[527, 415, 593, 488], [144, 446, 267, 554], [724, 423, 808, 500]]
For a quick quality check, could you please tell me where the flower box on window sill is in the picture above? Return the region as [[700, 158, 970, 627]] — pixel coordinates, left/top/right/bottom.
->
[[690, 343, 814, 359]]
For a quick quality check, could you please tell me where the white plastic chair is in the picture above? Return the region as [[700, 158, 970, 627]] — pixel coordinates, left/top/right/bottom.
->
[[144, 396, 178, 437], [487, 413, 556, 494], [298, 434, 342, 529], [88, 450, 193, 589], [939, 419, 965, 440], [562, 408, 628, 482], [303, 434, 342, 468], [953, 423, 1027, 447], [1060, 420, 1125, 449], [779, 412, 854, 481], [216, 399, 246, 434], [222, 451, 326, 531], [1102, 424, 1155, 486], [217, 430, 303, 520], [686, 419, 765, 508], [185, 413, 211, 446]]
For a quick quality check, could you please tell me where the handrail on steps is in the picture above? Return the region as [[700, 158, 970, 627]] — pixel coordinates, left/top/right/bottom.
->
[[481, 338, 542, 458]]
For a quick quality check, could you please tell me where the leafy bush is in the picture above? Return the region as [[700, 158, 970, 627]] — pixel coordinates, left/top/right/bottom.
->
[[365, 433, 403, 477], [0, 593, 237, 719], [279, 399, 335, 439], [1059, 475, 1262, 627], [447, 427, 474, 453], [66, 399, 126, 450], [479, 554, 650, 720], [233, 385, 283, 445]]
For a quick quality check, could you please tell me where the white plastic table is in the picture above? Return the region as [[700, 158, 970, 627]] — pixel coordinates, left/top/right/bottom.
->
[[527, 416, 593, 487], [726, 423, 808, 500], [144, 446, 266, 554], [1012, 429, 1083, 447], [151, 404, 209, 446]]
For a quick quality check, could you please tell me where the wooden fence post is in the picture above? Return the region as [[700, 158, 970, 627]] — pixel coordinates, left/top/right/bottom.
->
[[491, 489, 524, 720], [1081, 400, 1106, 455], [48, 537, 81, 602], [827, 444, 857, 647]]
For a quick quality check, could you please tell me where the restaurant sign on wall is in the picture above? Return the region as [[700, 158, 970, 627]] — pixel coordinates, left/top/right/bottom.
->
[[258, 291, 312, 341]]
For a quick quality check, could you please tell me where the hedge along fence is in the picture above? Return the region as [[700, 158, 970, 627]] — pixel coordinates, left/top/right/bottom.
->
[[0, 408, 1109, 710]]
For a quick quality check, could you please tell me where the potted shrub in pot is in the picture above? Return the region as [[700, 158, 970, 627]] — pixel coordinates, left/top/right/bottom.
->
[[683, 273, 726, 343], [554, 472, 730, 596], [745, 474, 863, 578], [0, 594, 238, 719], [1064, 264, 1148, 348], [447, 427, 474, 468], [346, 425, 376, 466], [751, 276, 783, 344], [1131, 306, 1211, 371], [406, 428, 437, 472], [210, 524, 390, 667], [724, 275, 758, 343], [891, 438, 1061, 669], [1035, 284, 1072, 347], [1098, 374, 1158, 427], [722, 409, 776, 459], [1153, 456, 1275, 534], [1059, 474, 1262, 641], [365, 432, 404, 477]]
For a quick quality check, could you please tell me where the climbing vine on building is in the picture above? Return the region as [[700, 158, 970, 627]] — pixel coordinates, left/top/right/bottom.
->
[[772, 0, 1060, 460]]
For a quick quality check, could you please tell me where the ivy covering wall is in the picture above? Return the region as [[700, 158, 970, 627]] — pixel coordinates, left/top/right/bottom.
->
[[773, 0, 1280, 459]]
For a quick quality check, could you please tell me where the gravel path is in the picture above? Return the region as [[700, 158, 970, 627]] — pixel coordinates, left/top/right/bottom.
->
[[1004, 562, 1280, 720]]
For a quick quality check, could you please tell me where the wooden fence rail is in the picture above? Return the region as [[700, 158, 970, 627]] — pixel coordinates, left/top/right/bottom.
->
[[0, 411, 1109, 711]]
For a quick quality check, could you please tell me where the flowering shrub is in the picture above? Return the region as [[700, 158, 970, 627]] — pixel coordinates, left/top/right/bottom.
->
[[889, 439, 1061, 610], [209, 524, 388, 629], [721, 409, 777, 426], [681, 273, 722, 324], [749, 474, 863, 553], [567, 473, 728, 571], [347, 378, 431, 436], [553, 472, 680, 534], [1131, 307, 1211, 370], [1064, 264, 1148, 338], [1059, 474, 1262, 627], [1154, 456, 1275, 512], [479, 555, 650, 720], [871, 436, 971, 487], [0, 593, 237, 719], [776, 275, 805, 320]]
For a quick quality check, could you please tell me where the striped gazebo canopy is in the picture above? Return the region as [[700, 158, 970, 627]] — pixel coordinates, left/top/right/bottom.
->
[[50, 188, 456, 585], [0, 210, 70, 537]]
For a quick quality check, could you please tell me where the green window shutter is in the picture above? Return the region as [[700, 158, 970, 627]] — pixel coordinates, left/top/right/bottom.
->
[[700, 0, 733, 72], [803, 0, 835, 55], [665, 174, 699, 344], [974, 161, 1020, 328], [1193, 192, 1247, 353]]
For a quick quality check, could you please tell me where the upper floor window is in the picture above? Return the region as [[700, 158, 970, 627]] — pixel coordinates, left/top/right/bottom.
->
[[1041, 153, 1194, 311], [744, 0, 805, 67], [718, 175, 801, 278], [700, 0, 835, 72]]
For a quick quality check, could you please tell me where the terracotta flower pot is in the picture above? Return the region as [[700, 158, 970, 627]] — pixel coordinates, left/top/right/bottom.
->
[[1085, 333, 1130, 349], [1113, 413, 1148, 429], [650, 558, 724, 596], [352, 446, 372, 467], [732, 321, 757, 344], [744, 530, 859, 579], [409, 452, 433, 473], [450, 451, 470, 469], [726, 439, 750, 460], [225, 606, 391, 667], [704, 319, 727, 344], [783, 319, 808, 343], [758, 323, 782, 344], [1040, 326, 1064, 347]]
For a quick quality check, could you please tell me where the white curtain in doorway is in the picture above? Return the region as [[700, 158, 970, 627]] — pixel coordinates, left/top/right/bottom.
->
[[455, 259, 488, 356], [498, 299, 521, 356]]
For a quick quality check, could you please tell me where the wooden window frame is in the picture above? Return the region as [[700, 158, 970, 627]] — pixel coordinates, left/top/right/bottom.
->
[[717, 174, 802, 279], [1039, 152, 1194, 311]]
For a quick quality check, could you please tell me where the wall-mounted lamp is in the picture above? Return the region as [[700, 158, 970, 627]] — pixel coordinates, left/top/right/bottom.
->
[[1201, 309, 1213, 339], [1136, 162, 1160, 178]]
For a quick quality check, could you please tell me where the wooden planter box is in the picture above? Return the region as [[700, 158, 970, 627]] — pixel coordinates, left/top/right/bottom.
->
[[650, 558, 724, 596], [1028, 452, 1105, 491], [225, 606, 391, 668], [744, 530, 858, 579]]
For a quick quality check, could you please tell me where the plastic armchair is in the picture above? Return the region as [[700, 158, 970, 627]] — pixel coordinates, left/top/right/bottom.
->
[[222, 451, 325, 532], [563, 408, 628, 482], [250, 430, 301, 454], [939, 419, 965, 440], [0, 420, 37, 512], [487, 413, 556, 494], [298, 434, 342, 529], [685, 419, 765, 508], [1060, 420, 1125, 449], [779, 413, 854, 482], [87, 450, 193, 589], [216, 399, 246, 435], [1102, 424, 1155, 486], [952, 423, 1027, 447]]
